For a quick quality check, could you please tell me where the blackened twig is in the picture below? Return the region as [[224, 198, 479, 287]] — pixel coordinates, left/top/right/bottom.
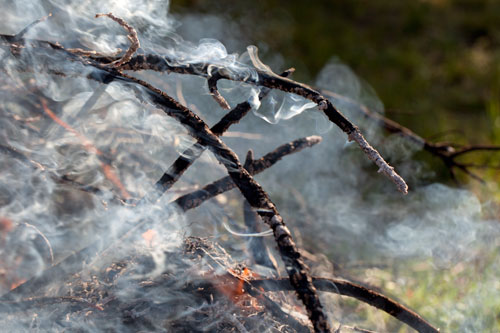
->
[[13, 13, 52, 41], [94, 13, 139, 68], [249, 277, 440, 333], [207, 71, 231, 109], [89, 50, 408, 194], [142, 69, 293, 204], [174, 136, 322, 211], [321, 89, 500, 184]]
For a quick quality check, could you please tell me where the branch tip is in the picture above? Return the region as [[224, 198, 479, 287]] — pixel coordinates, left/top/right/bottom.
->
[[208, 73, 231, 109], [95, 12, 139, 68], [348, 130, 408, 194]]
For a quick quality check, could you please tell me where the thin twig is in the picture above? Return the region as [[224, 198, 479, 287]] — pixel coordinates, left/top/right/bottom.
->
[[13, 13, 52, 41], [174, 136, 322, 211], [321, 89, 500, 185], [249, 277, 440, 333], [207, 70, 231, 109], [19, 223, 54, 265], [95, 13, 139, 68], [142, 69, 293, 205], [449, 144, 500, 158], [85, 49, 408, 194]]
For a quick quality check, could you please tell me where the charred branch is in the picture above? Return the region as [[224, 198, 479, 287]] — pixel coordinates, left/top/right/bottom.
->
[[94, 13, 139, 68], [321, 90, 500, 184], [250, 278, 439, 333], [109, 72, 332, 331], [104, 51, 409, 194], [207, 70, 231, 109], [142, 69, 293, 205], [174, 136, 322, 211], [0, 34, 407, 194]]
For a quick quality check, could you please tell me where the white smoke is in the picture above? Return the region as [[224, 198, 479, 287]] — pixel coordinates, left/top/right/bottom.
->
[[0, 0, 499, 332]]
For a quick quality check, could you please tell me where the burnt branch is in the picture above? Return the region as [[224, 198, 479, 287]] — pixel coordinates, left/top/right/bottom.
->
[[0, 34, 407, 193], [174, 136, 322, 211], [94, 13, 139, 68], [103, 51, 408, 194], [321, 90, 500, 184], [250, 277, 439, 333], [112, 71, 332, 331], [2, 41, 332, 327], [207, 70, 231, 109], [142, 69, 293, 205]]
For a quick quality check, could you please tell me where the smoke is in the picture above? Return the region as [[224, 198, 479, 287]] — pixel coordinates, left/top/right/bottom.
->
[[0, 0, 499, 332]]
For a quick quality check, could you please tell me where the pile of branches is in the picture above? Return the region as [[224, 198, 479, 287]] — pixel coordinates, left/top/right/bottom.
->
[[2, 12, 497, 332]]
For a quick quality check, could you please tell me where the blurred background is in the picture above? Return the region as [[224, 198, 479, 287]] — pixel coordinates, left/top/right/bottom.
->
[[171, 0, 500, 194]]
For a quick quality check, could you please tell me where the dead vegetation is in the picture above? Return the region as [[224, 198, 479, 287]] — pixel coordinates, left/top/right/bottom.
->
[[1, 13, 498, 332]]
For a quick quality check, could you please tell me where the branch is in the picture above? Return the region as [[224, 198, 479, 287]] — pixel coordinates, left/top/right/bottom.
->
[[112, 70, 332, 331], [321, 90, 500, 184], [94, 13, 139, 68], [2, 41, 331, 326], [249, 277, 439, 333], [207, 70, 231, 109], [0, 136, 320, 308], [141, 68, 293, 204], [83, 47, 408, 194], [174, 136, 322, 211]]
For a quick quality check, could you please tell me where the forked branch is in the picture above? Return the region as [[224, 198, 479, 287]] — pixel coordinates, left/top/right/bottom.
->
[[321, 90, 500, 184]]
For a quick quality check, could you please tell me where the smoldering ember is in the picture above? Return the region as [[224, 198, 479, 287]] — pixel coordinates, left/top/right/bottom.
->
[[0, 1, 499, 332]]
